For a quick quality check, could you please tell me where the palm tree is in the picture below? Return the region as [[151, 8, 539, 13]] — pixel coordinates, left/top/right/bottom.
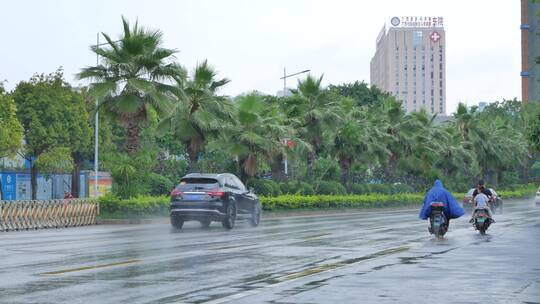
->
[[228, 94, 291, 182], [374, 97, 419, 182], [78, 17, 183, 156], [333, 99, 389, 183], [289, 75, 341, 171], [159, 60, 233, 172]]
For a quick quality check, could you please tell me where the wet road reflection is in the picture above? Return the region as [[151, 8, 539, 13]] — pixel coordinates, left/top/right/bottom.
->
[[0, 199, 539, 303]]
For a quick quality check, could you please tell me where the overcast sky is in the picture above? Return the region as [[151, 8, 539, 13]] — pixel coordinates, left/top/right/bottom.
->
[[0, 0, 520, 113]]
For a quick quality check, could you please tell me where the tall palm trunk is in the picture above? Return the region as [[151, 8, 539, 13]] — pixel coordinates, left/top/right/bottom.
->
[[187, 143, 199, 173], [71, 151, 82, 197], [307, 151, 316, 178], [271, 154, 285, 181], [238, 157, 249, 183], [126, 120, 140, 157], [339, 156, 352, 184], [31, 162, 38, 200], [0, 177, 3, 200]]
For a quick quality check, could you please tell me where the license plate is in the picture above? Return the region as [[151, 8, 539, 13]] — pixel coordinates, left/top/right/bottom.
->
[[184, 194, 204, 201], [477, 218, 486, 223]]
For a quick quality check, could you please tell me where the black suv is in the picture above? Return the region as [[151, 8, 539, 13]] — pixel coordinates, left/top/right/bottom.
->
[[170, 173, 262, 230]]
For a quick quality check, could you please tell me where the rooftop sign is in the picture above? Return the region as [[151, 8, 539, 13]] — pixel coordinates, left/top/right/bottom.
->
[[390, 16, 444, 28]]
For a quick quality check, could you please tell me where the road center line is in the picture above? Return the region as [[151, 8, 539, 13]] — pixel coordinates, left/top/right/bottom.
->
[[40, 259, 143, 275]]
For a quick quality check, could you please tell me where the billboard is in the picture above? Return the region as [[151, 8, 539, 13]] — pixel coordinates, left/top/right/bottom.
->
[[390, 16, 444, 28], [88, 171, 112, 198], [1, 173, 17, 200]]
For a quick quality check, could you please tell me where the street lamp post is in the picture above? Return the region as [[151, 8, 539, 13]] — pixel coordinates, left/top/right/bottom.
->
[[94, 33, 99, 199], [92, 34, 121, 198], [279, 68, 310, 176]]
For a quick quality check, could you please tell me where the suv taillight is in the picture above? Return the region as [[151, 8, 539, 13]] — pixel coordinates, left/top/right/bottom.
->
[[208, 190, 225, 197], [171, 189, 183, 198]]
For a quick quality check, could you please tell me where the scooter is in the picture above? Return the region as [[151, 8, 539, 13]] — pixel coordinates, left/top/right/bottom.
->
[[472, 207, 493, 235], [428, 202, 448, 238]]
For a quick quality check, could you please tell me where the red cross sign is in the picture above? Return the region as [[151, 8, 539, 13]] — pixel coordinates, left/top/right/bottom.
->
[[430, 31, 441, 43]]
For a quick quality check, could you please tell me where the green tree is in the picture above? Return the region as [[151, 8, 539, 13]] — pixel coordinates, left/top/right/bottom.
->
[[228, 94, 290, 182], [288, 75, 340, 171], [528, 111, 540, 152], [159, 60, 233, 172], [78, 17, 183, 156], [11, 70, 90, 199], [35, 147, 74, 176], [327, 81, 389, 107], [0, 84, 24, 200]]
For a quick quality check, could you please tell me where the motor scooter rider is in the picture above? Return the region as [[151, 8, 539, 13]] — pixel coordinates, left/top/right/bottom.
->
[[473, 180, 493, 200], [469, 185, 494, 223], [419, 179, 465, 228]]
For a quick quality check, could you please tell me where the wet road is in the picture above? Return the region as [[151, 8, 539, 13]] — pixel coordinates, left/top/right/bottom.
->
[[1, 199, 539, 304]]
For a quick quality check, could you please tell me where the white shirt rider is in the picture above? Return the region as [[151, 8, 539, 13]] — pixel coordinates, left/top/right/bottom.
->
[[475, 193, 489, 208]]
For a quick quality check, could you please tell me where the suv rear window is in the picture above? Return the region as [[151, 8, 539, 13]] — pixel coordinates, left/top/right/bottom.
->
[[175, 178, 220, 191]]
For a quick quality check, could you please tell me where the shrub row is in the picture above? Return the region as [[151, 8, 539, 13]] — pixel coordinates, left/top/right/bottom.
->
[[259, 193, 424, 211], [247, 180, 416, 197], [97, 184, 537, 218], [99, 193, 169, 219]]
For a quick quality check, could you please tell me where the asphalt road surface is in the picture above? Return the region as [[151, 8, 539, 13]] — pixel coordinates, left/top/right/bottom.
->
[[1, 199, 539, 304]]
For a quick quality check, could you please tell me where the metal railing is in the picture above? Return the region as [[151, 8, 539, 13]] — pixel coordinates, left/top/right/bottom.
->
[[0, 199, 98, 231]]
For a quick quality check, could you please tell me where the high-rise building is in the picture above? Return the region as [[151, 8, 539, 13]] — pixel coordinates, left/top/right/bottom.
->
[[370, 16, 446, 114], [521, 0, 540, 103]]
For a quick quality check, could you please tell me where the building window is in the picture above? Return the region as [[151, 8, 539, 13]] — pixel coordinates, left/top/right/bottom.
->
[[422, 65, 425, 71], [430, 72, 434, 79], [413, 31, 423, 46], [439, 71, 443, 78], [396, 82, 399, 86], [440, 89, 443, 96]]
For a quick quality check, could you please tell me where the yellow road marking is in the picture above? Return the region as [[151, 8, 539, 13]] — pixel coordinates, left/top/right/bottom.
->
[[40, 259, 142, 275]]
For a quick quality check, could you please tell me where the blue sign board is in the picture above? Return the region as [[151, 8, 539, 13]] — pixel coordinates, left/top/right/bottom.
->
[[1, 173, 17, 200]]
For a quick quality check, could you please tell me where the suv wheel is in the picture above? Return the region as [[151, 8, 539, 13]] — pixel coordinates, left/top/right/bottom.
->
[[249, 201, 262, 227], [170, 216, 184, 230], [222, 203, 236, 229], [200, 218, 211, 228]]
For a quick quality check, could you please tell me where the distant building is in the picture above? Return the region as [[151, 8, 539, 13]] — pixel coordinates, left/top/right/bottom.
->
[[433, 114, 453, 125], [521, 0, 540, 102], [370, 16, 446, 114], [276, 89, 293, 97], [478, 101, 487, 112]]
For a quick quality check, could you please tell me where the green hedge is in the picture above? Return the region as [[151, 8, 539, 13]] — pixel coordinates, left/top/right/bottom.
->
[[260, 193, 424, 210], [247, 179, 281, 196], [99, 194, 169, 219], [97, 184, 538, 218]]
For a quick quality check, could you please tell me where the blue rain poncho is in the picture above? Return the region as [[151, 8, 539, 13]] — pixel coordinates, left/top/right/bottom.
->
[[419, 179, 465, 220]]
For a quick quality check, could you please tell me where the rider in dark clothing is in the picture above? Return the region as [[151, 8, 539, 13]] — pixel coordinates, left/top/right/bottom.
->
[[472, 180, 493, 199]]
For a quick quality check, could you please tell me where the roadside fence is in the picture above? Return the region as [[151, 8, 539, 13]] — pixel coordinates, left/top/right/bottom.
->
[[0, 199, 98, 232]]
